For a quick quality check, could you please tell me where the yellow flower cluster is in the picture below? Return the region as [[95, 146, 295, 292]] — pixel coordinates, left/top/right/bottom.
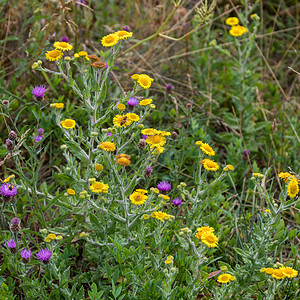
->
[[44, 233, 63, 242], [129, 189, 148, 205], [165, 255, 174, 265], [151, 211, 174, 221], [195, 226, 218, 248], [200, 159, 220, 172], [116, 154, 131, 166], [90, 181, 109, 193], [101, 30, 133, 47], [113, 113, 140, 128], [278, 172, 294, 183], [225, 17, 248, 37], [98, 141, 116, 152], [261, 267, 298, 279], [217, 273, 236, 283], [141, 128, 171, 153], [45, 41, 73, 61]]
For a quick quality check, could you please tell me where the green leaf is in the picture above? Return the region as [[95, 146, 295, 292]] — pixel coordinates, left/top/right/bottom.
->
[[105, 261, 112, 277], [65, 140, 89, 165]]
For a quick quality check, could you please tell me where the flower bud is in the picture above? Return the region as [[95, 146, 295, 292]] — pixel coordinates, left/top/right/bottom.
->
[[65, 56, 71, 61], [6, 139, 14, 151], [220, 266, 228, 272], [111, 128, 117, 134], [8, 131, 17, 141], [37, 60, 42, 66], [150, 104, 156, 109], [90, 131, 98, 137], [138, 124, 144, 129], [32, 62, 38, 69], [171, 131, 178, 140], [39, 228, 48, 234], [138, 139, 147, 149], [60, 144, 67, 150], [10, 217, 21, 232]]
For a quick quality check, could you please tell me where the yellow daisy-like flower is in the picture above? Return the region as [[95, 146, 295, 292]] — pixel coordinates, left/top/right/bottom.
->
[[45, 237, 51, 242], [225, 17, 239, 26], [227, 164, 234, 171], [281, 267, 298, 278], [131, 74, 140, 80], [126, 112, 140, 122], [129, 191, 148, 205], [217, 273, 233, 283], [266, 268, 274, 275], [3, 177, 10, 183], [117, 103, 125, 111], [116, 154, 131, 166], [139, 99, 152, 106], [260, 268, 266, 273], [229, 25, 248, 37], [265, 209, 271, 213], [45, 49, 63, 61], [60, 119, 76, 129], [201, 159, 220, 171], [53, 41, 73, 51], [101, 33, 119, 47], [78, 51, 88, 57], [90, 181, 109, 193], [200, 143, 215, 156], [272, 269, 286, 280], [115, 30, 133, 40], [156, 130, 171, 137], [113, 115, 132, 127], [56, 236, 63, 240], [278, 172, 294, 183], [55, 103, 64, 109], [201, 231, 218, 247], [141, 128, 157, 136], [48, 233, 56, 240], [74, 53, 80, 59], [250, 13, 258, 19], [67, 188, 75, 195], [151, 211, 170, 221], [287, 178, 299, 198], [137, 74, 154, 89], [146, 135, 167, 149], [95, 163, 103, 171], [136, 189, 148, 194], [195, 226, 215, 240], [99, 141, 116, 152]]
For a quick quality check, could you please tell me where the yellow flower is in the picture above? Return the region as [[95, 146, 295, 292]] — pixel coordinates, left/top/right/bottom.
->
[[113, 115, 132, 127], [217, 273, 233, 283], [116, 154, 131, 166], [55, 103, 64, 109], [200, 143, 215, 156], [146, 135, 166, 149], [99, 142, 116, 152], [115, 30, 133, 39], [139, 99, 152, 106], [131, 74, 140, 80], [260, 268, 266, 273], [136, 189, 148, 194], [101, 33, 119, 47], [195, 141, 203, 146], [162, 195, 170, 200], [266, 268, 274, 275], [201, 231, 218, 248], [278, 172, 294, 183], [126, 113, 140, 122], [250, 13, 258, 19], [201, 159, 220, 171], [60, 119, 76, 129], [281, 267, 298, 278], [95, 163, 103, 171], [287, 178, 299, 198], [151, 211, 170, 221], [265, 209, 271, 213], [195, 226, 215, 240], [74, 53, 80, 58], [142, 214, 149, 220], [53, 41, 73, 51], [229, 25, 248, 37], [67, 188, 76, 195], [117, 103, 125, 111], [45, 49, 63, 61], [3, 177, 10, 183], [56, 236, 63, 240], [156, 130, 171, 137], [137, 74, 154, 89], [130, 191, 148, 205], [90, 181, 109, 193], [167, 255, 174, 260], [141, 128, 157, 136], [165, 259, 173, 264], [253, 172, 264, 178], [225, 17, 239, 26], [272, 269, 286, 280], [44, 237, 51, 242], [48, 233, 56, 240], [78, 51, 88, 57]]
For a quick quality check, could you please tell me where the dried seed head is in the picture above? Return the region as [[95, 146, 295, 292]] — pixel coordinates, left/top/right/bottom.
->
[[87, 55, 100, 62], [90, 61, 107, 68], [138, 139, 147, 149], [8, 131, 17, 141], [6, 139, 14, 151], [171, 131, 178, 140]]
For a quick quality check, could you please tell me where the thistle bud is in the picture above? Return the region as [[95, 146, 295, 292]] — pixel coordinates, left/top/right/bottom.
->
[[6, 139, 14, 151], [10, 217, 21, 232], [138, 139, 147, 149], [171, 131, 178, 140], [8, 131, 17, 141], [3, 100, 9, 106]]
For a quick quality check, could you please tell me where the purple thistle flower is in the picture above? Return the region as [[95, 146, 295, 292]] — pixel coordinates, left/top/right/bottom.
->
[[243, 149, 250, 160], [157, 181, 171, 192], [122, 25, 130, 32], [20, 248, 32, 263], [3, 239, 19, 254], [35, 136, 43, 142], [1, 183, 18, 198], [172, 197, 182, 206], [31, 85, 47, 100], [142, 134, 147, 140], [107, 132, 112, 136], [36, 248, 52, 264], [166, 83, 174, 93], [61, 36, 69, 42], [10, 217, 21, 232], [145, 166, 153, 178], [127, 97, 138, 107], [11, 217, 20, 225]]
